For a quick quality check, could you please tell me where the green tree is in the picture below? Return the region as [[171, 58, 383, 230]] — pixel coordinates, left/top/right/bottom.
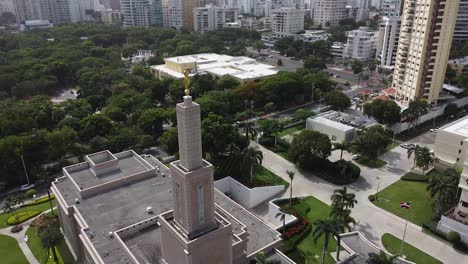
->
[[241, 146, 263, 186], [293, 109, 314, 121], [403, 98, 428, 131], [366, 251, 398, 264], [351, 125, 390, 158], [79, 114, 114, 141], [363, 100, 401, 124], [331, 187, 357, 209], [39, 222, 64, 262], [217, 75, 240, 90], [444, 103, 458, 118], [351, 60, 363, 76], [333, 141, 351, 160], [414, 146, 438, 175], [325, 90, 351, 111], [312, 219, 341, 264], [253, 41, 263, 54], [287, 170, 295, 210], [36, 169, 56, 216], [258, 119, 284, 146], [427, 169, 460, 218], [407, 144, 421, 169], [289, 130, 332, 168], [277, 59, 283, 66], [202, 113, 240, 159], [275, 208, 290, 238], [138, 108, 167, 135], [89, 136, 110, 153], [304, 56, 327, 71], [160, 128, 179, 155], [45, 126, 78, 162]]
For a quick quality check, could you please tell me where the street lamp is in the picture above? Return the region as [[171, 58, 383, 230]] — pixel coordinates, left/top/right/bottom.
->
[[375, 176, 380, 200]]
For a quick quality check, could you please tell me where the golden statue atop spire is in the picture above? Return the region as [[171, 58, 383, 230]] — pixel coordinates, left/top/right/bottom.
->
[[183, 68, 190, 96]]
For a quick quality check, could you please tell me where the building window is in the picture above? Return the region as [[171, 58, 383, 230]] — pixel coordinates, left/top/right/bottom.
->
[[198, 184, 205, 224], [461, 141, 464, 146], [457, 158, 460, 162], [459, 149, 462, 154]]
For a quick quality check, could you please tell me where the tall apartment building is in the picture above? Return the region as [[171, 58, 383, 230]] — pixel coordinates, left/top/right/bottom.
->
[[0, 0, 14, 15], [376, 16, 400, 69], [343, 27, 377, 60], [311, 0, 348, 27], [167, 0, 197, 30], [271, 7, 304, 38], [150, 0, 164, 26], [454, 0, 468, 41], [68, 0, 95, 22], [13, 0, 71, 24], [392, 0, 459, 104], [193, 4, 238, 32], [379, 0, 402, 17], [121, 0, 151, 27]]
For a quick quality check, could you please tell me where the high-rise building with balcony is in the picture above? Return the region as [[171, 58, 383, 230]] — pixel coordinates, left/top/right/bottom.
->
[[376, 16, 400, 69], [454, 0, 468, 41], [392, 0, 459, 104], [311, 0, 347, 27], [271, 7, 305, 38], [121, 0, 151, 27], [343, 27, 377, 60], [193, 4, 238, 33]]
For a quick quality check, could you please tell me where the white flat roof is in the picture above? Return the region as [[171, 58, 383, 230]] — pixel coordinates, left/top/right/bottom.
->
[[154, 53, 278, 80], [312, 116, 355, 132], [441, 115, 468, 137]]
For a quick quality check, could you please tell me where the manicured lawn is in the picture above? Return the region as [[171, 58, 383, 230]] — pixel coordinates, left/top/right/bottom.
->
[[254, 164, 290, 188], [381, 233, 442, 264], [27, 226, 76, 264], [0, 199, 56, 228], [0, 234, 29, 264], [278, 125, 303, 137], [285, 196, 336, 264], [372, 180, 433, 226]]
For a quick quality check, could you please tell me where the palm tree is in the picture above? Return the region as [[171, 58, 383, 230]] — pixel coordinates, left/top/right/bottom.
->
[[37, 169, 56, 216], [427, 170, 460, 218], [312, 219, 341, 264], [333, 141, 351, 160], [331, 187, 358, 209], [415, 147, 438, 175], [366, 251, 399, 264], [287, 170, 295, 211], [241, 146, 263, 186], [330, 205, 357, 261], [39, 222, 64, 262], [407, 144, 421, 168], [403, 97, 428, 131], [275, 208, 290, 238]]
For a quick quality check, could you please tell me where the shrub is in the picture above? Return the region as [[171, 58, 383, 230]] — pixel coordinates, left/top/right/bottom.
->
[[25, 189, 37, 198], [326, 160, 361, 184], [401, 172, 429, 182], [22, 194, 55, 207], [6, 211, 41, 225], [368, 195, 375, 202], [447, 231, 461, 245]]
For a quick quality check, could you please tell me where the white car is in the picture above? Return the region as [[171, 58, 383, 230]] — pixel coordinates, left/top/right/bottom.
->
[[430, 128, 438, 134], [20, 184, 35, 191], [352, 154, 361, 160]]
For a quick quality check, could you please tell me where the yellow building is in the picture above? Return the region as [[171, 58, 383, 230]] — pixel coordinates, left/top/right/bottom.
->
[[392, 0, 459, 105]]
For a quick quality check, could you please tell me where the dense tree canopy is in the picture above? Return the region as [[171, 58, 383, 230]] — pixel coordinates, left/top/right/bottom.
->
[[289, 130, 332, 168], [363, 99, 401, 124]]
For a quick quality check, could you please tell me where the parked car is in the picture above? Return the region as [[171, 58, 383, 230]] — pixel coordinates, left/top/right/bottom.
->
[[352, 154, 361, 161], [334, 74, 340, 78], [430, 128, 438, 134], [20, 184, 35, 191], [400, 143, 415, 149]]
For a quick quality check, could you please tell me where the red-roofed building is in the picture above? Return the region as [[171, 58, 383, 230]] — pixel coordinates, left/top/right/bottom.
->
[[374, 95, 390, 101]]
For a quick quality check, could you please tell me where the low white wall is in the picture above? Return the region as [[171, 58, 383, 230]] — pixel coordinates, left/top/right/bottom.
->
[[437, 215, 468, 243], [214, 177, 285, 209], [265, 197, 301, 230]]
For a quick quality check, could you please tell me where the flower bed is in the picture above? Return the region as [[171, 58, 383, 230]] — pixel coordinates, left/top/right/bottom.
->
[[284, 218, 310, 239]]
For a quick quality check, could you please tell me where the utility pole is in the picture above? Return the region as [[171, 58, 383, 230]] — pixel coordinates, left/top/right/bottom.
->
[[21, 155, 30, 185], [400, 205, 411, 257]]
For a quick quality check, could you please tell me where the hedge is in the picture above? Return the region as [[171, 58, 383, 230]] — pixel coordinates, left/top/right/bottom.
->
[[6, 211, 41, 225], [401, 172, 430, 182], [23, 195, 55, 207]]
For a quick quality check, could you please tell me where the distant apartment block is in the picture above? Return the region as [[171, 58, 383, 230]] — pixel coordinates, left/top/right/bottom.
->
[[376, 16, 400, 69], [271, 7, 305, 38], [193, 4, 238, 33], [455, 0, 468, 41], [343, 27, 377, 60], [311, 0, 347, 27]]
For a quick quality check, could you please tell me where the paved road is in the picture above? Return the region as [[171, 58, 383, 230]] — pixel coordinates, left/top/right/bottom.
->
[[252, 132, 468, 263]]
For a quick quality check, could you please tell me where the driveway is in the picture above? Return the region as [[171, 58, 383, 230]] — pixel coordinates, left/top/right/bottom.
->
[[251, 132, 468, 263]]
